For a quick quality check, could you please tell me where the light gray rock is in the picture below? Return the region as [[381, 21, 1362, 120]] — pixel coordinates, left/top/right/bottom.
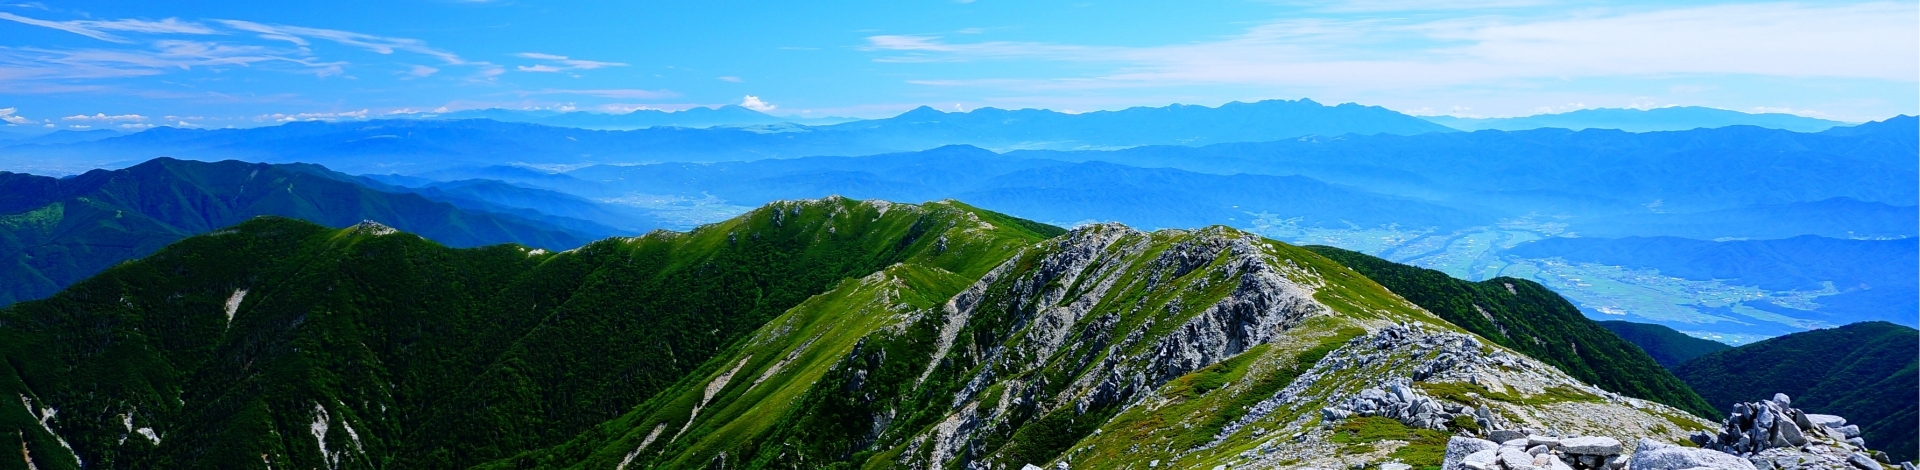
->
[[1503, 448, 1543, 470], [1772, 414, 1807, 446], [1561, 436, 1624, 456], [1530, 435, 1562, 449], [1445, 437, 1502, 470], [1772, 393, 1791, 406], [1382, 462, 1412, 470], [1462, 449, 1500, 470], [1848, 437, 1867, 448], [1848, 452, 1880, 470], [1898, 462, 1915, 470], [1629, 439, 1756, 470], [1807, 414, 1847, 428], [1836, 425, 1862, 438], [1527, 445, 1551, 456], [1546, 455, 1575, 470]]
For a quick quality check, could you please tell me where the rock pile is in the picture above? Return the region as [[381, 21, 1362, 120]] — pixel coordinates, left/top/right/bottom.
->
[[1442, 434, 1626, 470], [1322, 380, 1477, 430], [1689, 393, 1895, 470]]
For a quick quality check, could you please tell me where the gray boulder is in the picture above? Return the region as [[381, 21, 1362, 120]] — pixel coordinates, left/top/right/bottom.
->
[[1489, 430, 1527, 443], [1847, 452, 1881, 470], [1629, 439, 1756, 470], [1561, 436, 1624, 456], [1806, 414, 1847, 428], [1443, 437, 1500, 470]]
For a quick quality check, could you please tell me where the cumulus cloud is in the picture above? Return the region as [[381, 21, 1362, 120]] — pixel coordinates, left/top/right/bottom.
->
[[0, 107, 30, 125], [62, 113, 146, 122], [513, 52, 626, 72], [740, 95, 776, 112]]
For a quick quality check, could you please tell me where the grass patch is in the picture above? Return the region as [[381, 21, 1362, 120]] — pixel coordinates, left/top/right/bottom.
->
[[1328, 416, 1451, 469]]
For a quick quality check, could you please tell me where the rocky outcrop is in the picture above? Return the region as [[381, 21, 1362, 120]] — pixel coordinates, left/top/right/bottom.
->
[[1690, 393, 1897, 470], [1323, 380, 1476, 430]]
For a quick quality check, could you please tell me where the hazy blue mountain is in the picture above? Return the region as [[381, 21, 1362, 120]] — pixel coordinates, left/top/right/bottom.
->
[[4, 129, 123, 146], [1508, 235, 1919, 326], [1567, 197, 1918, 240], [0, 158, 608, 306], [418, 105, 857, 129], [0, 99, 1460, 175], [1423, 107, 1852, 132], [1599, 320, 1733, 369], [562, 145, 1493, 230], [1016, 115, 1919, 218], [815, 98, 1455, 149], [352, 177, 663, 233], [1675, 321, 1919, 462]]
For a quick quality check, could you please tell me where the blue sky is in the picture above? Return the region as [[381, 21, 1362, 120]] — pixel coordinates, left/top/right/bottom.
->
[[0, 0, 1914, 130]]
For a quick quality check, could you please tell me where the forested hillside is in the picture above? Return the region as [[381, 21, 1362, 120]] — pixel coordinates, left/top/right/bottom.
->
[[1675, 321, 1918, 462], [1599, 321, 1732, 369]]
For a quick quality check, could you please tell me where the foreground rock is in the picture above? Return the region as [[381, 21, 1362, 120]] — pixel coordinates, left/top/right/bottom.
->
[[1691, 393, 1896, 470], [1631, 439, 1757, 470]]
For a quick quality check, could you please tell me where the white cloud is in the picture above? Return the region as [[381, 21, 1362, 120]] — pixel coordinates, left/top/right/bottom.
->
[[740, 95, 776, 112], [0, 107, 29, 125], [717, 76, 741, 82], [0, 13, 214, 43], [62, 113, 146, 122], [254, 109, 369, 122], [405, 65, 438, 78], [866, 2, 1919, 89], [118, 122, 154, 130], [512, 52, 626, 72]]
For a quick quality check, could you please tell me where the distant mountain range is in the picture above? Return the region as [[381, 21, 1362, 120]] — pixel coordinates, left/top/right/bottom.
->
[[412, 104, 858, 129], [1423, 107, 1852, 132], [559, 145, 1492, 231], [1674, 321, 1918, 462], [0, 158, 612, 306], [0, 99, 1458, 175]]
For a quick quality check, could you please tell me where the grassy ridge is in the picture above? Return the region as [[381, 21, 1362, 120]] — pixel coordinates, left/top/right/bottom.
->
[[0, 198, 1058, 470]]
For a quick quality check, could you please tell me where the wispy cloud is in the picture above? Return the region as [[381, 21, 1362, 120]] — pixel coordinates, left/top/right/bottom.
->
[[867, 2, 1918, 90], [216, 20, 467, 65], [513, 52, 626, 72], [0, 13, 214, 43]]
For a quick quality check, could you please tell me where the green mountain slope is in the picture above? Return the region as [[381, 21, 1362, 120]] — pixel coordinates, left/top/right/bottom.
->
[[488, 224, 1715, 470], [1674, 321, 1918, 462], [0, 197, 1059, 470], [7, 198, 1789, 470], [1598, 321, 1731, 369], [0, 157, 606, 307], [1302, 246, 1718, 418]]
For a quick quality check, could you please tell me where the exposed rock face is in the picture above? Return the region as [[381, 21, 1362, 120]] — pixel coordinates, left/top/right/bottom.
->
[[1691, 393, 1895, 470]]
